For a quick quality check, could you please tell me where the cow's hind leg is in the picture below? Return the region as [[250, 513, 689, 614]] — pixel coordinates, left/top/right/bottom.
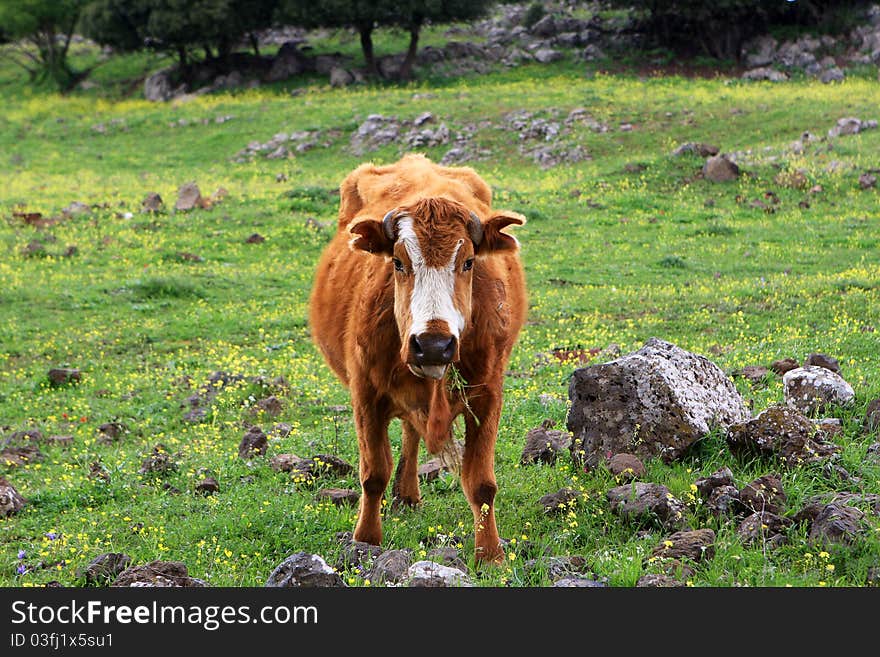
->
[[352, 393, 392, 546], [392, 420, 421, 508]]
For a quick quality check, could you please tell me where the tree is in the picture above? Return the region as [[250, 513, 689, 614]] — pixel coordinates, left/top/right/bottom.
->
[[0, 0, 91, 90], [280, 0, 495, 79], [82, 0, 279, 72]]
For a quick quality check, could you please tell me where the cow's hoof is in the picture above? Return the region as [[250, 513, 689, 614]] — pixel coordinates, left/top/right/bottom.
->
[[474, 544, 505, 566], [391, 495, 422, 511]]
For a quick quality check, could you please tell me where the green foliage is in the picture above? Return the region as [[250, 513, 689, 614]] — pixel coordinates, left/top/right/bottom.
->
[[602, 0, 873, 60], [522, 2, 546, 29], [0, 0, 90, 89]]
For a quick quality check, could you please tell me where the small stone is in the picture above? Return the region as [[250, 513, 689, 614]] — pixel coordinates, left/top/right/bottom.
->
[[739, 474, 786, 514], [195, 477, 219, 495], [426, 547, 468, 572], [266, 552, 344, 587], [606, 482, 686, 527], [62, 201, 91, 217], [637, 573, 685, 587], [803, 353, 841, 374], [138, 444, 177, 475], [859, 173, 877, 189], [865, 398, 880, 433], [738, 365, 770, 383], [317, 488, 359, 507], [0, 477, 26, 517], [270, 453, 307, 472], [809, 503, 864, 545], [651, 529, 715, 562], [45, 435, 74, 447], [175, 182, 203, 211], [707, 485, 740, 515], [703, 155, 740, 182], [335, 536, 382, 572], [672, 142, 720, 157], [520, 421, 571, 465], [407, 561, 472, 587], [366, 549, 413, 585], [238, 426, 268, 459], [783, 366, 855, 415], [726, 404, 839, 465], [0, 445, 45, 467], [251, 395, 283, 416], [552, 577, 606, 587], [80, 553, 131, 586], [539, 487, 580, 514], [771, 358, 800, 376], [113, 561, 208, 587], [48, 368, 81, 386], [694, 466, 735, 498], [142, 192, 164, 212], [418, 459, 445, 481], [245, 233, 266, 244], [737, 512, 791, 547], [608, 453, 646, 482]]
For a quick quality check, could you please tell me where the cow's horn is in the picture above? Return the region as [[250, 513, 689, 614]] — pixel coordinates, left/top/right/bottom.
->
[[382, 210, 397, 241], [468, 211, 483, 246]]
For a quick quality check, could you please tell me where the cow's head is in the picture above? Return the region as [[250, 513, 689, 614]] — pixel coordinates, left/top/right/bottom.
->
[[349, 197, 523, 379]]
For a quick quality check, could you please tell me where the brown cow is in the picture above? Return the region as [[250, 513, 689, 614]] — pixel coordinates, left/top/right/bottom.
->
[[309, 154, 527, 563]]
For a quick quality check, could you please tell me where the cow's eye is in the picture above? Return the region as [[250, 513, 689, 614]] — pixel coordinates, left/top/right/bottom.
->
[[462, 258, 474, 272], [392, 257, 405, 272]]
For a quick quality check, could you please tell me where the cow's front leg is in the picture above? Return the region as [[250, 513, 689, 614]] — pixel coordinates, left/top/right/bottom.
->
[[392, 420, 421, 508], [352, 391, 392, 546], [463, 392, 504, 565]]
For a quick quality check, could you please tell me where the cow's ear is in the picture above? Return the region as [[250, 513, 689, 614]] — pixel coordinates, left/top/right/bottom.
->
[[349, 219, 394, 255], [476, 211, 525, 254]]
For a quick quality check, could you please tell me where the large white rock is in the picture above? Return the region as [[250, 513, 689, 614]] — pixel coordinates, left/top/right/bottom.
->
[[783, 366, 855, 414], [567, 338, 750, 464]]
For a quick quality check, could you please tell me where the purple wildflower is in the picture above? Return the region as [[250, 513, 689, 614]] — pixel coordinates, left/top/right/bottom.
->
[[45, 532, 58, 541], [16, 564, 26, 575], [17, 550, 26, 560]]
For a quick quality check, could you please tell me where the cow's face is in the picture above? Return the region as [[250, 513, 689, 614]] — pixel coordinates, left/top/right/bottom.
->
[[349, 197, 523, 379]]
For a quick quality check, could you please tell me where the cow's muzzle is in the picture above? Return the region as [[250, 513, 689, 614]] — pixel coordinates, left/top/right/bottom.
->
[[408, 333, 457, 379]]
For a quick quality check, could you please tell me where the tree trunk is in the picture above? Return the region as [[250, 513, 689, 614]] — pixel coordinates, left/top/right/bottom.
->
[[249, 33, 261, 57], [398, 21, 422, 81], [359, 24, 378, 77]]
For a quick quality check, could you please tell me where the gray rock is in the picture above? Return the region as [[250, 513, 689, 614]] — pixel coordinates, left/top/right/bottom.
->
[[637, 573, 685, 587], [739, 474, 786, 514], [552, 577, 606, 587], [608, 453, 646, 481], [651, 529, 715, 562], [568, 338, 748, 464], [771, 358, 800, 376], [524, 555, 592, 581], [407, 561, 472, 587], [141, 192, 163, 213], [174, 182, 203, 211], [317, 487, 360, 507], [238, 426, 268, 459], [366, 549, 412, 585], [707, 485, 740, 515], [809, 504, 865, 545], [520, 420, 571, 465], [48, 368, 81, 386], [606, 482, 687, 527], [819, 67, 845, 83], [350, 114, 400, 155], [694, 467, 735, 498], [113, 561, 208, 587], [0, 478, 26, 517], [672, 142, 720, 158], [329, 66, 354, 87], [737, 512, 791, 547], [859, 172, 878, 189], [266, 552, 345, 587], [426, 547, 468, 572], [267, 42, 309, 81], [803, 353, 841, 374], [865, 398, 880, 433], [828, 117, 877, 138], [703, 155, 741, 182], [742, 67, 788, 82], [534, 48, 562, 63], [783, 366, 855, 414], [80, 553, 131, 586], [726, 404, 839, 465], [144, 70, 173, 101], [540, 487, 581, 514], [335, 538, 382, 572]]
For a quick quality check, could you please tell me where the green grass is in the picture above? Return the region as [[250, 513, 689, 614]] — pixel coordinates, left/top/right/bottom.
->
[[1, 35, 879, 588]]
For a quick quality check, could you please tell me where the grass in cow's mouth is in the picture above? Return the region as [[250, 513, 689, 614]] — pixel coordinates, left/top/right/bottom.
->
[[0, 27, 879, 587]]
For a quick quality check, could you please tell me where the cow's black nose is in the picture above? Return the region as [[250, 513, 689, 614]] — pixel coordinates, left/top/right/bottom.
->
[[410, 333, 457, 366]]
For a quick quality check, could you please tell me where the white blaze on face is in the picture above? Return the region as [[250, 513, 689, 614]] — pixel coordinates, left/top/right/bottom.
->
[[397, 216, 465, 338]]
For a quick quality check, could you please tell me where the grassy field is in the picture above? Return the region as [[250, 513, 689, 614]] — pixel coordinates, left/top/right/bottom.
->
[[1, 38, 879, 588]]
